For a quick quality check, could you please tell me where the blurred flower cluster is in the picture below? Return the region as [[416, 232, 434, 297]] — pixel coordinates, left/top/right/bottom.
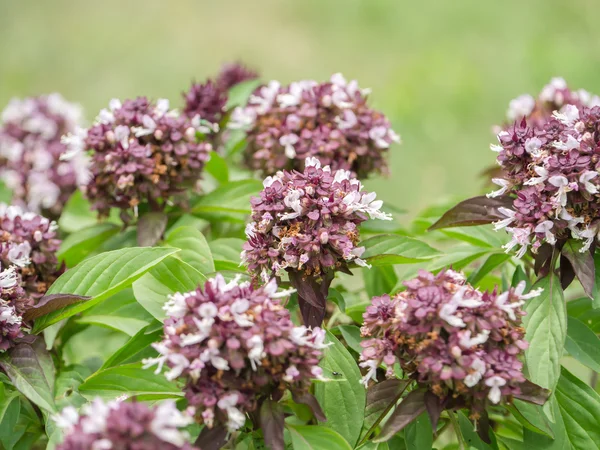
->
[[63, 97, 213, 221], [243, 157, 391, 284], [0, 204, 62, 308], [144, 274, 326, 432], [230, 73, 400, 178], [183, 62, 258, 125], [360, 270, 537, 414], [0, 94, 89, 218], [502, 77, 600, 131], [490, 96, 600, 256], [55, 398, 196, 450]]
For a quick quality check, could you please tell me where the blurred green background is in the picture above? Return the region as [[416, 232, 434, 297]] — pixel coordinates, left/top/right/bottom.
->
[[2, 0, 600, 218]]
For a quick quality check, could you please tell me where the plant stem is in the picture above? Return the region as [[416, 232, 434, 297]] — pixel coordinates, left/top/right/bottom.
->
[[448, 412, 466, 450]]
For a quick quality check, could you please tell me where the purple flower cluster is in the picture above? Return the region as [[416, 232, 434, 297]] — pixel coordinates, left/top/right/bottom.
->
[[230, 73, 400, 178], [360, 270, 538, 412], [243, 158, 391, 283], [0, 94, 89, 218], [55, 398, 196, 450], [489, 94, 600, 256], [502, 77, 600, 131], [0, 265, 26, 351], [0, 204, 62, 308], [63, 97, 212, 220], [143, 274, 326, 432], [183, 62, 258, 125]]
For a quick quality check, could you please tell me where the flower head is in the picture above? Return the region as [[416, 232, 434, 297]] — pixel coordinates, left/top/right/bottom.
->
[[183, 62, 258, 125], [360, 270, 534, 413], [143, 274, 325, 432], [490, 85, 600, 254], [0, 94, 89, 218], [0, 204, 62, 307], [243, 158, 391, 284], [55, 398, 196, 450], [231, 73, 400, 178], [66, 97, 212, 220]]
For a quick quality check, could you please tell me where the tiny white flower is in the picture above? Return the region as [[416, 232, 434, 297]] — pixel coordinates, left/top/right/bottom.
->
[[279, 133, 299, 158], [485, 376, 507, 404], [464, 358, 486, 388], [493, 207, 516, 231], [534, 220, 556, 245], [580, 171, 598, 194], [506, 94, 535, 121], [487, 178, 511, 198], [359, 360, 378, 387], [524, 166, 548, 186]]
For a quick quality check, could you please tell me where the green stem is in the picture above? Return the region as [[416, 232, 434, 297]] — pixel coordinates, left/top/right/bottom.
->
[[448, 412, 466, 450]]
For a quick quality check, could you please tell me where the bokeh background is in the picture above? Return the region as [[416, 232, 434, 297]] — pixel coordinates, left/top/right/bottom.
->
[[2, 0, 600, 219]]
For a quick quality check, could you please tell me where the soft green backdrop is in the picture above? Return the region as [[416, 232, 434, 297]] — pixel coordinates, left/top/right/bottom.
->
[[2, 0, 600, 218]]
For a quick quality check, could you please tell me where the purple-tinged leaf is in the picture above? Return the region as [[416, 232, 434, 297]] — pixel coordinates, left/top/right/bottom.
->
[[374, 388, 427, 442], [137, 212, 168, 247], [260, 398, 285, 450], [534, 243, 553, 277], [22, 294, 90, 323], [561, 239, 595, 299], [0, 337, 56, 413], [513, 379, 551, 406], [476, 411, 491, 444], [560, 254, 576, 291], [428, 195, 513, 231], [195, 424, 228, 450], [424, 390, 444, 430], [292, 391, 326, 422], [288, 270, 333, 327]]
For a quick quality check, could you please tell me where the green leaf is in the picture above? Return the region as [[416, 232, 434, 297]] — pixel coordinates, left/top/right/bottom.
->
[[364, 265, 398, 298], [328, 288, 346, 313], [564, 316, 600, 373], [78, 363, 182, 400], [287, 425, 353, 450], [205, 151, 229, 184], [404, 412, 433, 450], [192, 179, 262, 220], [132, 257, 206, 320], [31, 247, 178, 333], [101, 323, 162, 370], [338, 325, 363, 355], [467, 253, 511, 286], [54, 365, 91, 410], [314, 331, 365, 447], [225, 79, 262, 109], [592, 252, 600, 309], [507, 400, 554, 439], [361, 234, 440, 266], [439, 224, 507, 249], [0, 338, 56, 413], [209, 238, 245, 263], [0, 387, 22, 450], [165, 226, 215, 275], [567, 297, 600, 333], [554, 367, 600, 449], [523, 274, 566, 391], [57, 223, 120, 267], [58, 191, 100, 233], [77, 288, 153, 336]]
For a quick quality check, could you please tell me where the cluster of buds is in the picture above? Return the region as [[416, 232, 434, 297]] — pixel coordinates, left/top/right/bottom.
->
[[0, 204, 62, 308], [360, 270, 537, 414], [62, 97, 212, 220], [0, 94, 89, 218], [230, 73, 400, 178], [489, 96, 600, 256], [143, 274, 326, 433], [502, 78, 600, 130], [243, 157, 391, 283], [183, 62, 259, 125], [0, 265, 26, 351], [55, 398, 196, 450]]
